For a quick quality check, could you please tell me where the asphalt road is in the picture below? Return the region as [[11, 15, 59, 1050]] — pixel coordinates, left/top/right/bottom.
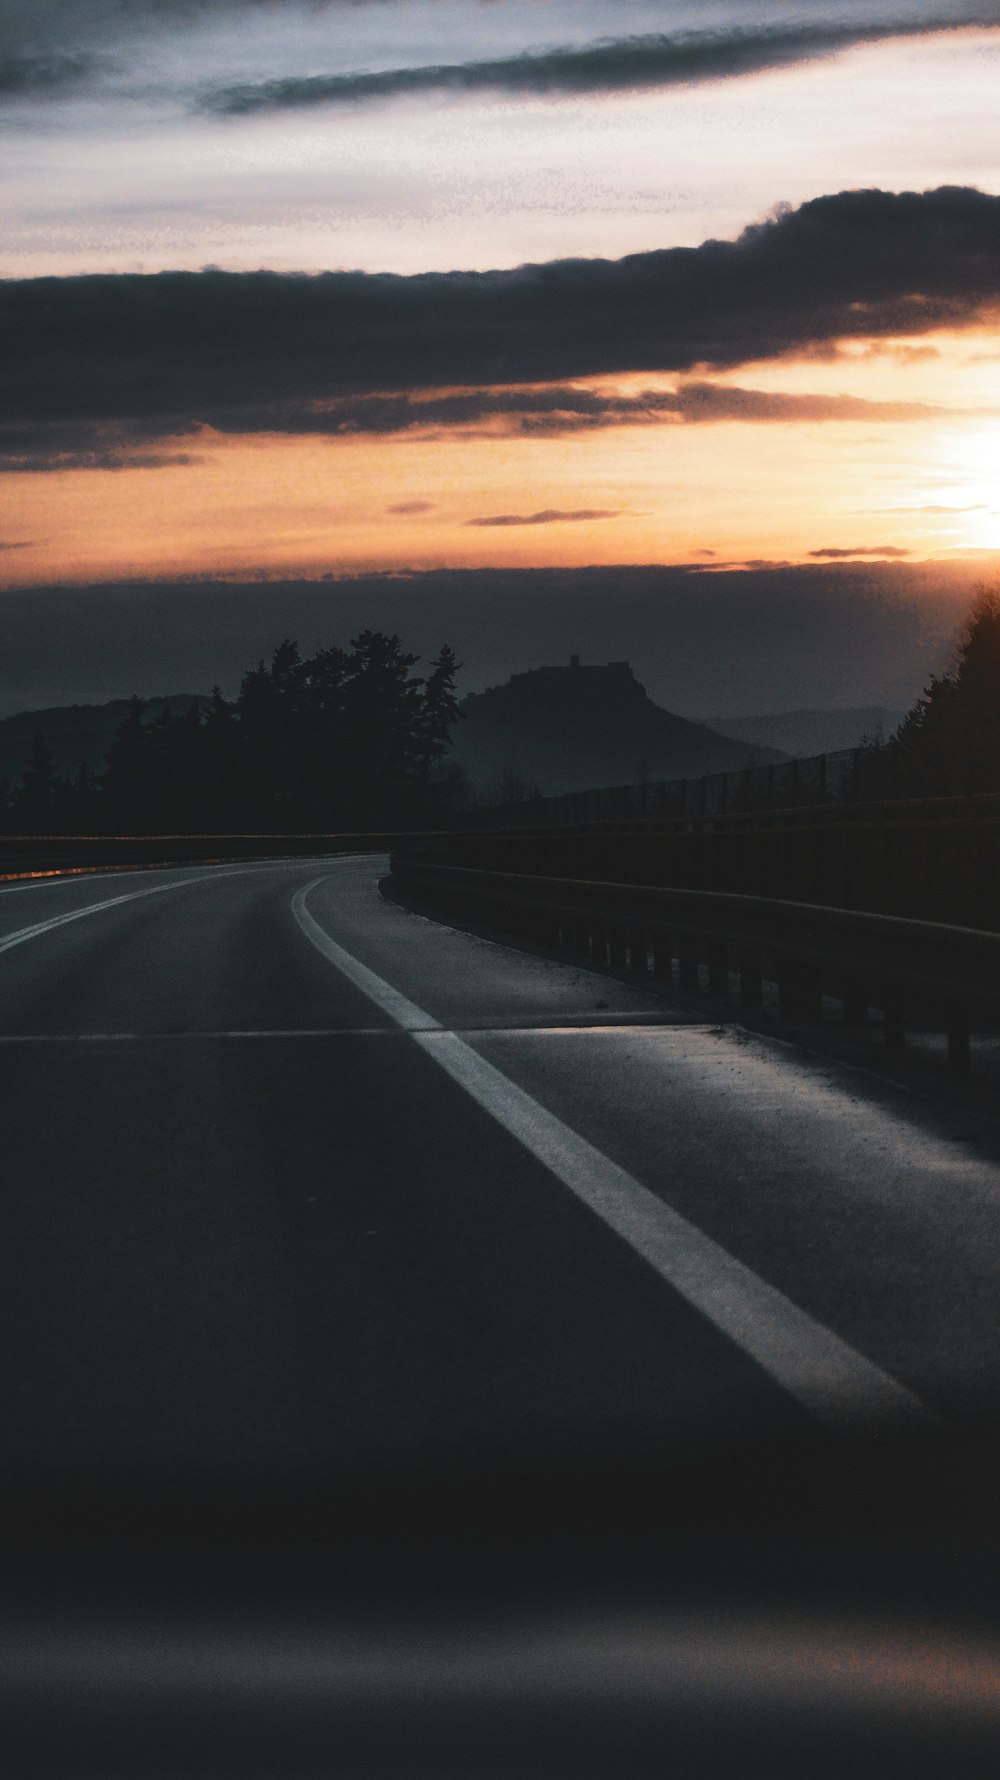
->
[[3, 851, 1000, 1504]]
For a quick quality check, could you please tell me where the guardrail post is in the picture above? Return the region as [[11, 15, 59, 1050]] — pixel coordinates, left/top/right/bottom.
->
[[882, 982, 906, 1052], [652, 930, 673, 982], [570, 915, 590, 960], [609, 923, 628, 969], [842, 976, 868, 1027], [678, 933, 699, 990], [739, 947, 764, 1008], [948, 1011, 971, 1072], [778, 960, 823, 1021], [708, 941, 728, 996], [628, 923, 648, 976]]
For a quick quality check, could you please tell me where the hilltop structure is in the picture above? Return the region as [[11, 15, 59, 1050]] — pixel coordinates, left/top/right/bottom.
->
[[452, 657, 781, 799]]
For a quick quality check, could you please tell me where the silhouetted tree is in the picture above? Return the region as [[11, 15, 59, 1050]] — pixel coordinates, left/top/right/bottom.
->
[[891, 576, 1000, 795], [339, 631, 424, 826], [13, 732, 59, 833], [419, 645, 463, 779], [102, 697, 150, 831], [197, 686, 239, 830], [74, 631, 462, 834]]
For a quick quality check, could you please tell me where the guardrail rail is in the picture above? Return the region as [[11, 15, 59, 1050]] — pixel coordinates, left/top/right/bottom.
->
[[0, 832, 414, 880], [391, 853, 1000, 1073]]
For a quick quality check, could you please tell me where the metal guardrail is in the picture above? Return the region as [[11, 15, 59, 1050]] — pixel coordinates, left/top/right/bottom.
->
[[391, 855, 1000, 1071], [0, 832, 414, 879], [440, 793, 1000, 933]]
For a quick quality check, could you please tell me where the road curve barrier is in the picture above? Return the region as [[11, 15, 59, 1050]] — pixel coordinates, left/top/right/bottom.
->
[[0, 833, 423, 880], [390, 854, 1000, 1074]]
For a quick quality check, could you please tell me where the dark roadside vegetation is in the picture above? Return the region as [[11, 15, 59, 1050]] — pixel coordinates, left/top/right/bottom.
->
[[873, 576, 1000, 797], [0, 631, 464, 834], [3, 575, 1000, 834]]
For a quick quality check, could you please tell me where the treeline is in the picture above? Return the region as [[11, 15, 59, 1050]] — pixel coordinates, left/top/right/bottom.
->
[[0, 632, 465, 834], [870, 577, 1000, 798]]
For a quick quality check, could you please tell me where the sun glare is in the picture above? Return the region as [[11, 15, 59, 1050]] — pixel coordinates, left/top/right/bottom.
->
[[926, 424, 1000, 549]]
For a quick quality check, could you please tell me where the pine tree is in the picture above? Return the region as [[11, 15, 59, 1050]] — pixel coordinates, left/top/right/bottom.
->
[[894, 576, 1000, 795], [101, 696, 149, 831], [342, 631, 423, 824], [13, 732, 58, 833], [420, 645, 463, 779]]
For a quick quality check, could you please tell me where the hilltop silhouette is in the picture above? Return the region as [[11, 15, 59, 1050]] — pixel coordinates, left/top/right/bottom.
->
[[0, 694, 211, 787], [451, 656, 783, 799]]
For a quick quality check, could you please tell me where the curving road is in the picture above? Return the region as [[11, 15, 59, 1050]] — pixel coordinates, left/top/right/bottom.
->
[[3, 851, 1000, 1502]]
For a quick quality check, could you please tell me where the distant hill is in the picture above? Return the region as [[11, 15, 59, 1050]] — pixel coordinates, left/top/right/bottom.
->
[[0, 695, 210, 786], [452, 657, 784, 799], [707, 706, 906, 759]]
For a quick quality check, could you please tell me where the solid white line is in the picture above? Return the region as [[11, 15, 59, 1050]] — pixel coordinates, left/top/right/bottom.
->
[[293, 876, 941, 1434], [0, 857, 371, 949], [0, 876, 201, 957], [292, 882, 442, 1031], [414, 1030, 938, 1433]]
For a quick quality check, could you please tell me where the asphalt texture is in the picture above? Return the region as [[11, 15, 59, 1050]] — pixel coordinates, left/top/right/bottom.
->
[[2, 852, 999, 1505]]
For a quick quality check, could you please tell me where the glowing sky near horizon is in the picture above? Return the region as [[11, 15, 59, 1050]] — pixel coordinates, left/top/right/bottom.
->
[[2, 0, 1000, 585]]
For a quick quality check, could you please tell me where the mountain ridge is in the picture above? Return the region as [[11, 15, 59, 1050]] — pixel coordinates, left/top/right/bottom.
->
[[0, 695, 210, 786], [452, 658, 785, 799]]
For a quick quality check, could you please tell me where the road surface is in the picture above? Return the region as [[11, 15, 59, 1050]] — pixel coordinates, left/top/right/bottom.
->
[[2, 850, 999, 1502]]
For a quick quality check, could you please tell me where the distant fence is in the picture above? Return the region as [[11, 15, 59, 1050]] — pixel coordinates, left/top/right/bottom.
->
[[466, 743, 909, 829]]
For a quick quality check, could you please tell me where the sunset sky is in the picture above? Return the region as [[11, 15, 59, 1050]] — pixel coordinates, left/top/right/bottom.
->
[[2, 0, 1000, 590]]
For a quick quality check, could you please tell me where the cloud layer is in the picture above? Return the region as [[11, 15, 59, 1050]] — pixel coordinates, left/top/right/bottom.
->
[[809, 544, 912, 558], [2, 185, 999, 464], [0, 49, 106, 97], [5, 7, 998, 114], [203, 18, 1000, 117], [206, 382, 951, 440], [467, 509, 620, 528], [0, 377, 952, 468]]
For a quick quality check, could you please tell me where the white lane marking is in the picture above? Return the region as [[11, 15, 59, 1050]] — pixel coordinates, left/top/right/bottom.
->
[[292, 882, 442, 1031], [415, 1030, 939, 1434], [0, 877, 202, 958], [294, 875, 941, 1434], [0, 858, 375, 952]]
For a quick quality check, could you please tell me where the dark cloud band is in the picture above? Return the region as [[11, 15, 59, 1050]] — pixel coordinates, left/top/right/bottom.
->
[[2, 186, 998, 459], [467, 509, 620, 528], [191, 382, 951, 439], [0, 382, 955, 470], [202, 18, 1000, 116], [0, 50, 104, 97], [810, 544, 912, 558]]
